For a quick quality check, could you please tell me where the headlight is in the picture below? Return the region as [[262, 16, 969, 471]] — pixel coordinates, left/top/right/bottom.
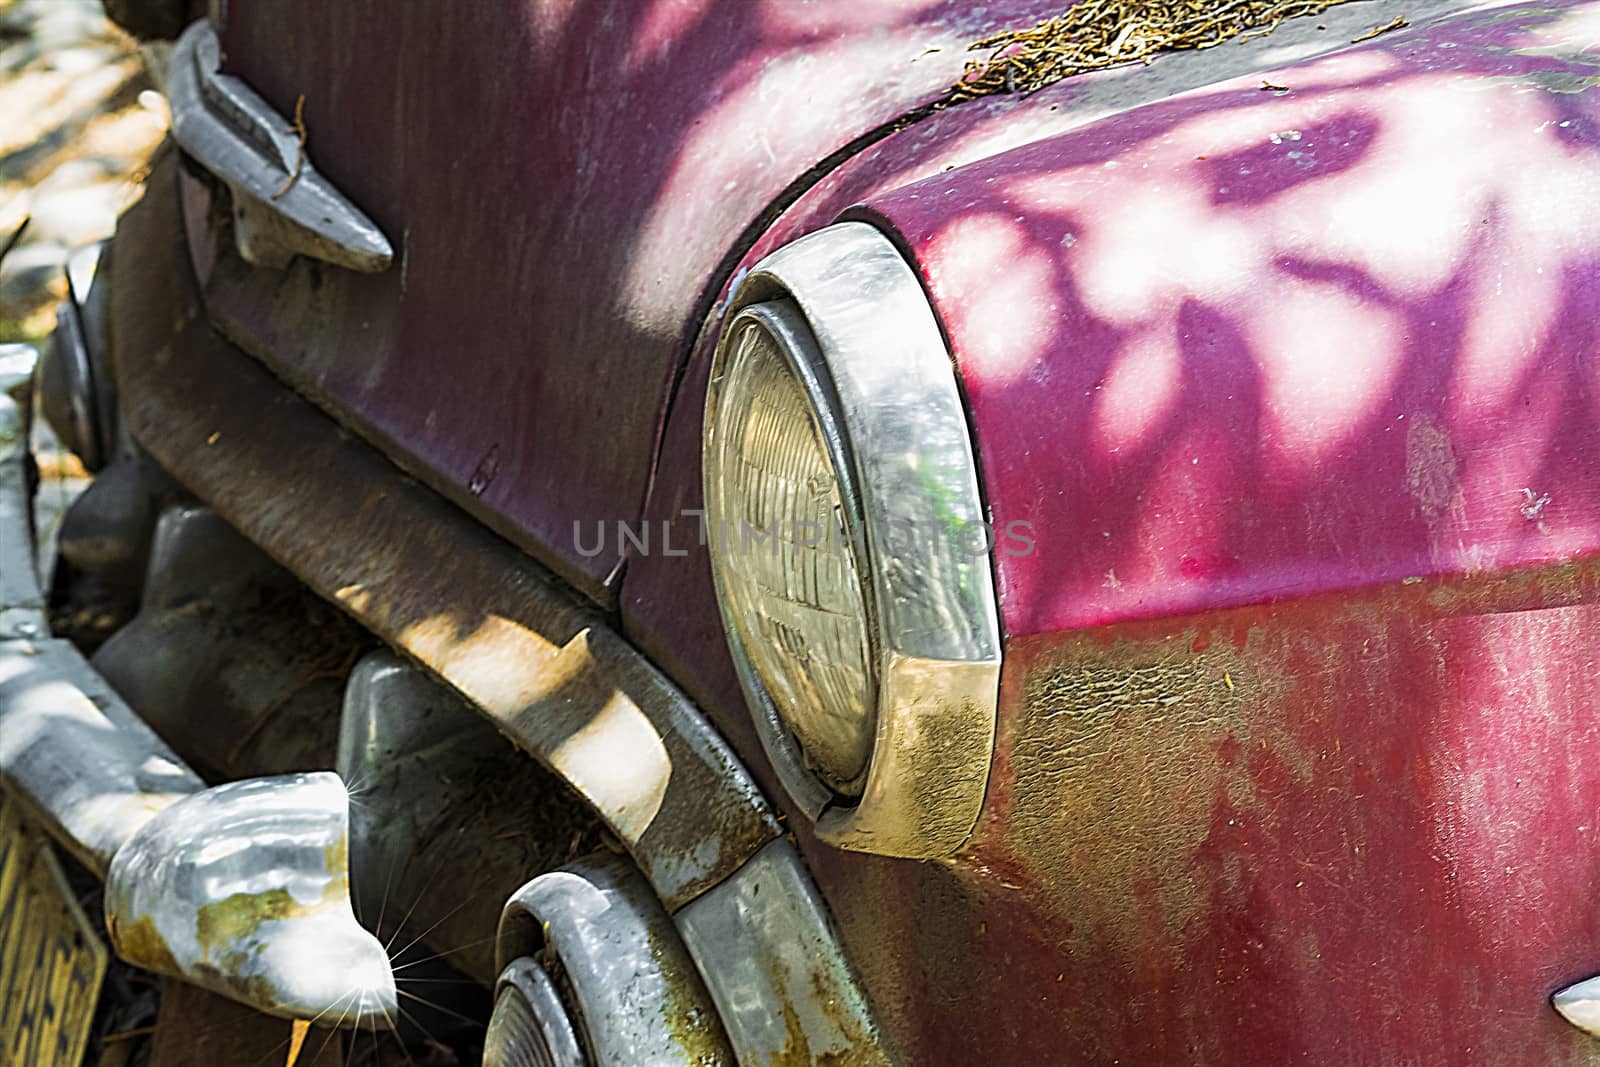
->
[[704, 300, 877, 795], [704, 222, 1001, 858]]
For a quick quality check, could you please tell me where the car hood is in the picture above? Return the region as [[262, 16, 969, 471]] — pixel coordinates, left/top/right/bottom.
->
[[864, 0, 1600, 637]]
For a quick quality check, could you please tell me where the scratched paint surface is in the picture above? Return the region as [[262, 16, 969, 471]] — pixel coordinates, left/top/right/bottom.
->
[[623, 4, 1600, 1061], [204, 0, 1064, 596]]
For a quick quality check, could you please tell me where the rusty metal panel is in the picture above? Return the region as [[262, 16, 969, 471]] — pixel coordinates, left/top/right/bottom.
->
[[201, 0, 1065, 597], [113, 163, 779, 911]]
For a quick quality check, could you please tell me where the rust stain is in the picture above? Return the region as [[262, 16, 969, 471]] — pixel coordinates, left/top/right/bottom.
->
[[807, 962, 886, 1067], [750, 926, 887, 1067], [644, 924, 734, 1064], [195, 888, 336, 961], [1001, 627, 1293, 957], [111, 914, 180, 975], [772, 997, 812, 1067]]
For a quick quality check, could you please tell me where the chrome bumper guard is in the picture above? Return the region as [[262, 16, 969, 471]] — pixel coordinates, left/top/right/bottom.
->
[[0, 346, 396, 1027]]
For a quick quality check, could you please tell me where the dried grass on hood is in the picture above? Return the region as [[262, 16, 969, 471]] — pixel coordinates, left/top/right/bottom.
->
[[952, 0, 1357, 100]]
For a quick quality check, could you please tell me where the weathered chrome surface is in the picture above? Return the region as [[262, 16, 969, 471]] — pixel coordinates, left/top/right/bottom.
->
[[0, 636, 204, 876], [7, 342, 393, 1027], [1554, 975, 1600, 1036], [105, 772, 397, 1028], [709, 221, 1002, 857], [496, 852, 732, 1066], [168, 22, 391, 272], [674, 838, 888, 1066], [336, 648, 608, 988], [486, 958, 586, 1067], [337, 650, 493, 930]]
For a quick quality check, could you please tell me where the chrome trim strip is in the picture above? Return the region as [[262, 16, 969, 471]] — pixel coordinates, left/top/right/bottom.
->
[[674, 838, 890, 1066], [168, 21, 393, 272], [497, 853, 733, 1066], [709, 221, 1002, 857]]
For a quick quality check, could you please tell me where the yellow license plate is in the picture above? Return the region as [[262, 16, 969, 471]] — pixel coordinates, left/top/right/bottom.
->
[[0, 797, 108, 1067]]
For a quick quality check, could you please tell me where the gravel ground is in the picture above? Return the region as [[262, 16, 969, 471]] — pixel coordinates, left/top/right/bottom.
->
[[1, 0, 167, 342], [0, 0, 165, 597]]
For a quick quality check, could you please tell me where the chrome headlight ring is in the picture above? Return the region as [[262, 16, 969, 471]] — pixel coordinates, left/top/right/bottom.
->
[[704, 221, 1001, 859]]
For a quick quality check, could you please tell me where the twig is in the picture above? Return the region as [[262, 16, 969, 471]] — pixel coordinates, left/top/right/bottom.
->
[[101, 1025, 157, 1044], [1352, 15, 1407, 42], [273, 94, 307, 199], [0, 215, 28, 269]]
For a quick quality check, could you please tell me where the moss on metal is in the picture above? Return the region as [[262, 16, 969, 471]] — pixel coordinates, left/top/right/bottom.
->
[[952, 0, 1357, 100]]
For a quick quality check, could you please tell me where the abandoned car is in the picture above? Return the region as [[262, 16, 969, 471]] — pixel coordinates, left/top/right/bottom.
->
[[5, 0, 1600, 1063]]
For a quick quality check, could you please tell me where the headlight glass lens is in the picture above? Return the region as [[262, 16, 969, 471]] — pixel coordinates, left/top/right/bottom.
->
[[706, 306, 876, 795]]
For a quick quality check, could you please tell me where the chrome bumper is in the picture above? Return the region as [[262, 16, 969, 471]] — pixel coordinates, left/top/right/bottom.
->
[[0, 346, 395, 1027]]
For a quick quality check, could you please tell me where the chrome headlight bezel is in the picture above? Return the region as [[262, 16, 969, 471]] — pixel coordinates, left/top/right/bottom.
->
[[704, 221, 1002, 858]]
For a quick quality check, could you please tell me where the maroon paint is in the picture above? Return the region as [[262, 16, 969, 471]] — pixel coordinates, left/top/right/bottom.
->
[[626, 4, 1600, 1061], [203, 0, 1062, 596], [873, 6, 1600, 639]]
